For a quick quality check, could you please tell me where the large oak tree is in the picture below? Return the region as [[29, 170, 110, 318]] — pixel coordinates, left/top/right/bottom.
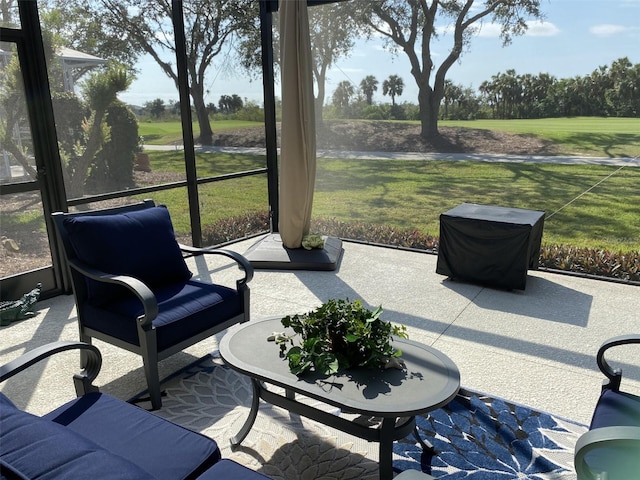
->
[[89, 0, 255, 145], [355, 0, 543, 139]]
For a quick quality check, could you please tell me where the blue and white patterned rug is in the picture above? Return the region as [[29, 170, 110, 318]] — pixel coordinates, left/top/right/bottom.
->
[[395, 389, 585, 479], [133, 355, 586, 479]]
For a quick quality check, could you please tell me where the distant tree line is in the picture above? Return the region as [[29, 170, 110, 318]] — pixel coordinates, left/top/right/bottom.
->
[[326, 57, 639, 122], [478, 57, 639, 119], [141, 94, 266, 123], [139, 57, 638, 123]]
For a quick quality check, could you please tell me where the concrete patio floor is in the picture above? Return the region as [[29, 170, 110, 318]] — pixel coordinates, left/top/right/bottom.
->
[[1, 236, 639, 428]]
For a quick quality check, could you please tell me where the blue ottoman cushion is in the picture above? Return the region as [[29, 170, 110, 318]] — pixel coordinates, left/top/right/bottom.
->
[[0, 393, 153, 480], [198, 459, 273, 479], [44, 392, 220, 480]]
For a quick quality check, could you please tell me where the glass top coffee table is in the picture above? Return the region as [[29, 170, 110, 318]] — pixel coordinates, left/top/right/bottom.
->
[[219, 317, 460, 480]]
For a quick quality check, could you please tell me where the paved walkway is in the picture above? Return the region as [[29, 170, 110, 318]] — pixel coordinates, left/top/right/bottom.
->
[[144, 144, 640, 167]]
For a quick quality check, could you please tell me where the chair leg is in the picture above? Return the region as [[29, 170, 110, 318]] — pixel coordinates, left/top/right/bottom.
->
[[141, 347, 162, 410], [136, 321, 163, 409]]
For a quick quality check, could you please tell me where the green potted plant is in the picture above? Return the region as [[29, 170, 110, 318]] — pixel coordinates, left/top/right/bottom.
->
[[271, 298, 408, 376]]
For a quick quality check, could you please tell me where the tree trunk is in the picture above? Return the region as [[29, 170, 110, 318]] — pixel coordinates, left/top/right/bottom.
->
[[418, 86, 439, 139], [192, 91, 213, 145], [314, 65, 327, 125]]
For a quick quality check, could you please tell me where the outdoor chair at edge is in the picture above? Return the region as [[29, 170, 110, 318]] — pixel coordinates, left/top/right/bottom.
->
[[52, 199, 253, 410], [574, 334, 640, 479], [0, 341, 270, 479]]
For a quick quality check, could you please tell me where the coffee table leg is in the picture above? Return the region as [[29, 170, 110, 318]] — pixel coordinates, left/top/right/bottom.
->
[[230, 378, 260, 449], [413, 425, 435, 452], [379, 418, 395, 480]]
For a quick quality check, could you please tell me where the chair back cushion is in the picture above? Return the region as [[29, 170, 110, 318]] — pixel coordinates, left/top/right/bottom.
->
[[63, 205, 192, 302]]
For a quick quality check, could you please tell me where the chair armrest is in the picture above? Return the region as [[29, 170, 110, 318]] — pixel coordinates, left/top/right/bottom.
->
[[0, 341, 102, 397], [597, 334, 640, 391], [179, 245, 255, 287], [68, 259, 159, 326], [574, 426, 640, 480]]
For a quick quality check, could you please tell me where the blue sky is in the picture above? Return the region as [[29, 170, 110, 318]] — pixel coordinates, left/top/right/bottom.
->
[[118, 0, 640, 107]]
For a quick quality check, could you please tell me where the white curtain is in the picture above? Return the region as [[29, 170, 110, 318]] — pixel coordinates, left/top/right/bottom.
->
[[278, 0, 316, 248]]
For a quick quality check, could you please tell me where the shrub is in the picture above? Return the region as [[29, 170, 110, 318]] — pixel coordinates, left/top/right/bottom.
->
[[311, 217, 438, 251], [539, 245, 639, 283], [202, 211, 270, 246], [360, 104, 389, 120], [51, 92, 89, 153], [87, 101, 137, 193]]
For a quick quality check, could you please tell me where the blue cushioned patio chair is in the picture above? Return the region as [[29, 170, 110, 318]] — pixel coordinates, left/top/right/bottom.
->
[[52, 199, 253, 410], [574, 334, 640, 479], [1, 341, 272, 479]]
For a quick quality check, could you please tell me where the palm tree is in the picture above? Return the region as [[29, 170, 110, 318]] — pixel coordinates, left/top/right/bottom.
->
[[332, 80, 355, 108], [359, 75, 378, 105], [382, 75, 404, 106]]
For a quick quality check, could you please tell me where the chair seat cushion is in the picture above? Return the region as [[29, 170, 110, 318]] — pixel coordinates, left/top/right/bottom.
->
[[590, 389, 640, 430], [63, 205, 192, 303], [44, 392, 221, 480], [82, 279, 242, 351], [0, 393, 154, 480]]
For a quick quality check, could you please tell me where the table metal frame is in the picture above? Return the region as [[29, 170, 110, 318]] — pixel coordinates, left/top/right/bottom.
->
[[220, 318, 460, 480]]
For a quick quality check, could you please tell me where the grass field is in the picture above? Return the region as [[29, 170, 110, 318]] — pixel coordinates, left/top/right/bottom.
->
[[138, 120, 261, 145], [140, 148, 640, 252], [139, 117, 640, 158], [313, 158, 639, 251], [135, 117, 640, 252]]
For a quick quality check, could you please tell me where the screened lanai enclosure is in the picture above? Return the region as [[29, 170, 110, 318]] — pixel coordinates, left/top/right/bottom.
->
[[2, 0, 348, 299], [1, 0, 638, 301]]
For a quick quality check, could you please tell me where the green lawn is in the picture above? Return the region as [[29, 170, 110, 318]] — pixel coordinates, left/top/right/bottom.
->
[[136, 117, 639, 253], [138, 120, 263, 145], [315, 158, 639, 251], [141, 149, 640, 252]]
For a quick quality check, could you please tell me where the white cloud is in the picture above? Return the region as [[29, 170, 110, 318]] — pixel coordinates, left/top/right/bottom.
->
[[474, 23, 502, 37], [590, 24, 630, 37], [526, 21, 560, 37], [472, 20, 560, 38]]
